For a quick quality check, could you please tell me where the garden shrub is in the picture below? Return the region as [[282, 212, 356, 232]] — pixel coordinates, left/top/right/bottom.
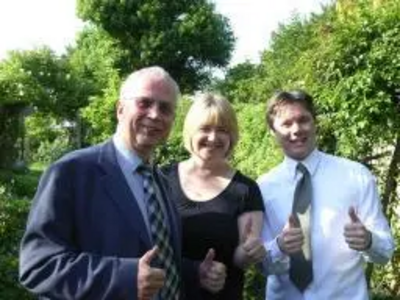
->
[[0, 186, 33, 299]]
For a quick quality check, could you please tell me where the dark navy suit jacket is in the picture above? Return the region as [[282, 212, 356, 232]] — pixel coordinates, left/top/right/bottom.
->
[[19, 140, 187, 299]]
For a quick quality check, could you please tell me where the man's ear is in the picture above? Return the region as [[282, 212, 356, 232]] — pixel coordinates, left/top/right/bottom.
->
[[116, 100, 123, 120]]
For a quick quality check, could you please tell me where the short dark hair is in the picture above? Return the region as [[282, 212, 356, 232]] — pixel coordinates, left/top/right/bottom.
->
[[266, 90, 316, 130]]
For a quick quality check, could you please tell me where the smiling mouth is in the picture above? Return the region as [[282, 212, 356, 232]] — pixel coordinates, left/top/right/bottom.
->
[[202, 143, 224, 149], [290, 138, 307, 146], [142, 126, 162, 134]]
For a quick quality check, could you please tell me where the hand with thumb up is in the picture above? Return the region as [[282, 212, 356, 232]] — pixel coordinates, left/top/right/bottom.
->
[[138, 246, 166, 300], [234, 216, 266, 268], [344, 206, 372, 251], [199, 248, 226, 294], [277, 214, 304, 255]]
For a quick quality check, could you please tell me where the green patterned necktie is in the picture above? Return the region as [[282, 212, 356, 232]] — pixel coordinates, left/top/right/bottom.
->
[[138, 165, 180, 299]]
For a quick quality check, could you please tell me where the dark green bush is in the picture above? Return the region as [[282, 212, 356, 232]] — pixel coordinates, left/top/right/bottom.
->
[[0, 189, 33, 300], [244, 267, 266, 300], [32, 137, 73, 165], [0, 170, 40, 199]]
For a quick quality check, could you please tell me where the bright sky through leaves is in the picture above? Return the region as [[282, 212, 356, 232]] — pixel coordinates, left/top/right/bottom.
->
[[0, 0, 331, 64]]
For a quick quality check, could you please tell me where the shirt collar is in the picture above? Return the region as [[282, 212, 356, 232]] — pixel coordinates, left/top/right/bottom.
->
[[112, 135, 143, 173], [283, 148, 321, 181]]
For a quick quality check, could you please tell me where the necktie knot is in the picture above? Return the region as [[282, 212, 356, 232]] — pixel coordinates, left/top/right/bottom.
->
[[137, 164, 152, 177], [296, 163, 309, 176], [137, 164, 154, 195]]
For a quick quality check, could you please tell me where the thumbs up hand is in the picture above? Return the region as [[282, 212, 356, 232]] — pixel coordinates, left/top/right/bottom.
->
[[344, 206, 372, 251], [138, 246, 166, 300], [199, 249, 226, 294], [237, 217, 267, 266], [277, 214, 304, 255]]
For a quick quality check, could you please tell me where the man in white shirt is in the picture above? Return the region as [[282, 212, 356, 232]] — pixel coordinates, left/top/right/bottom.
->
[[258, 90, 395, 300]]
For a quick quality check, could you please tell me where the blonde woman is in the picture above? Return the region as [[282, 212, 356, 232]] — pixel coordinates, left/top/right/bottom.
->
[[163, 93, 266, 299]]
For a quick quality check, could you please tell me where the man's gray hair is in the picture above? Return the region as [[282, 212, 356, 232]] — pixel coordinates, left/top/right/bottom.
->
[[119, 66, 180, 101]]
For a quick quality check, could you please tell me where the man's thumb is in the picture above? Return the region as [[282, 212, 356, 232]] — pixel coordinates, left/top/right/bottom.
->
[[349, 206, 359, 223], [288, 214, 299, 228], [203, 248, 215, 268], [141, 246, 158, 265]]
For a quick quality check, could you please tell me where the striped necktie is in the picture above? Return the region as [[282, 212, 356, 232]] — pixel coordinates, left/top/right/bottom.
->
[[138, 165, 180, 299]]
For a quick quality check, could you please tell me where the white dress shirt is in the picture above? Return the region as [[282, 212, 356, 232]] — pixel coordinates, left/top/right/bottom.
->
[[258, 149, 395, 300]]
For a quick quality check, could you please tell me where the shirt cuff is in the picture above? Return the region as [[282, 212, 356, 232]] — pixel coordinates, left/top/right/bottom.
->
[[262, 237, 290, 275], [267, 236, 287, 261], [362, 230, 394, 264]]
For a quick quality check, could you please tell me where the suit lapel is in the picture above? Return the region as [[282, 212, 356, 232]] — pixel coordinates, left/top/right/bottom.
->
[[98, 140, 151, 248]]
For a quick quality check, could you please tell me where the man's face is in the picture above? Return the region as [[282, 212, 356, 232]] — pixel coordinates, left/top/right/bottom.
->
[[271, 102, 316, 160], [116, 76, 176, 158]]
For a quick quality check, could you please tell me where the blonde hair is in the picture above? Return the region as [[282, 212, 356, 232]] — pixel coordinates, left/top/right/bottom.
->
[[183, 93, 238, 156]]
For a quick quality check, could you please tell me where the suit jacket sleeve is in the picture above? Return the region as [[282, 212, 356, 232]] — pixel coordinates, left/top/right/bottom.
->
[[19, 160, 139, 300]]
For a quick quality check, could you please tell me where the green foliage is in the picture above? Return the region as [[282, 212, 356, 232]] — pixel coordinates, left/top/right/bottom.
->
[[0, 103, 23, 168], [0, 182, 33, 299], [0, 168, 41, 299], [33, 138, 72, 165], [80, 71, 121, 144], [68, 26, 125, 94], [24, 113, 73, 164], [76, 0, 235, 92], [0, 200, 33, 300], [0, 48, 91, 119], [156, 97, 191, 165], [309, 0, 400, 160], [0, 169, 41, 199], [233, 103, 282, 179], [214, 61, 265, 104], [243, 266, 266, 300], [0, 48, 94, 168]]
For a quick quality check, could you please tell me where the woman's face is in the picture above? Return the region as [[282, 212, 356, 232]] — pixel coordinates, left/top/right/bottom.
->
[[191, 123, 231, 162]]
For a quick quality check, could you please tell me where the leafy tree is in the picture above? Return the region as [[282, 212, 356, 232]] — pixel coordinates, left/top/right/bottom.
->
[[0, 48, 93, 168], [67, 26, 125, 94], [0, 48, 91, 119], [214, 61, 264, 104], [76, 0, 235, 92], [24, 113, 73, 164], [80, 70, 121, 145]]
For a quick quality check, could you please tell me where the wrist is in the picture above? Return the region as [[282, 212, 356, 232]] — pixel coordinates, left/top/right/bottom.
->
[[276, 235, 285, 254], [365, 230, 373, 250], [233, 244, 248, 269]]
